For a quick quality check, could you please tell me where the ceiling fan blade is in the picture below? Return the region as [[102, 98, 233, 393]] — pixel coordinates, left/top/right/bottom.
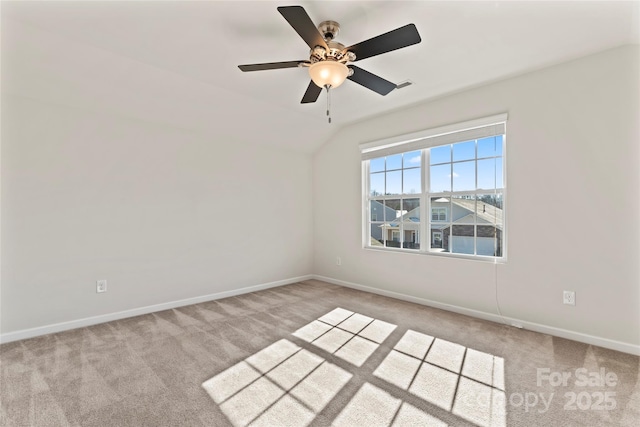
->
[[346, 24, 421, 61], [347, 65, 396, 95], [238, 61, 305, 72], [301, 80, 323, 104], [278, 6, 329, 51]]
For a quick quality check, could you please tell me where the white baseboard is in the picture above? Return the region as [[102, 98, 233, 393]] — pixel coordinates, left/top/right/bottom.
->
[[313, 275, 640, 356], [0, 275, 313, 344], [4, 273, 638, 356]]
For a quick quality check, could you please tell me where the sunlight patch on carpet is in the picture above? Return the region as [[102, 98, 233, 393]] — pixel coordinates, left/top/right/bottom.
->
[[333, 383, 401, 426], [292, 307, 396, 367], [312, 328, 353, 354], [334, 336, 379, 367], [426, 338, 466, 373], [359, 319, 397, 344], [317, 307, 354, 325], [410, 362, 459, 410], [374, 350, 422, 390], [394, 401, 449, 426], [202, 337, 351, 426], [219, 376, 285, 426], [265, 349, 324, 389], [372, 328, 507, 427], [289, 360, 352, 413], [249, 395, 315, 427], [291, 320, 331, 342], [203, 308, 506, 427], [453, 377, 506, 427], [246, 339, 299, 373], [393, 329, 434, 359], [334, 383, 449, 427], [202, 361, 260, 404], [337, 313, 374, 333]]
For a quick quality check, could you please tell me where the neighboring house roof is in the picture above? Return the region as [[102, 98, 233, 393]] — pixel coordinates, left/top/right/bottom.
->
[[430, 224, 449, 230], [386, 206, 420, 227], [370, 200, 402, 221], [380, 197, 503, 230], [452, 197, 503, 228], [453, 213, 495, 225]]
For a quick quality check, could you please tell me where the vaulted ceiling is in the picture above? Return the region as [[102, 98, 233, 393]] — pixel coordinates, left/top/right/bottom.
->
[[2, 1, 638, 153]]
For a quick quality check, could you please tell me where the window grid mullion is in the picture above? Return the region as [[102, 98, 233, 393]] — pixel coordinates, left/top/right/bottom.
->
[[475, 139, 478, 256], [364, 160, 368, 247], [422, 148, 429, 253], [400, 154, 404, 249], [383, 157, 387, 247]]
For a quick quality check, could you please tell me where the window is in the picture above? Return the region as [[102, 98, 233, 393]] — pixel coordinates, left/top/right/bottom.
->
[[362, 114, 506, 259], [367, 150, 422, 249], [431, 207, 447, 221]]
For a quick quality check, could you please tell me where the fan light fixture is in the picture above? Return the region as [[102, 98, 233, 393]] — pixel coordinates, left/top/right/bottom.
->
[[308, 61, 349, 89]]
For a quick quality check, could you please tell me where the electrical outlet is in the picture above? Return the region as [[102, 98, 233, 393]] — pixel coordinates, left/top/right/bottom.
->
[[563, 290, 575, 305], [336, 256, 342, 266], [97, 279, 107, 293]]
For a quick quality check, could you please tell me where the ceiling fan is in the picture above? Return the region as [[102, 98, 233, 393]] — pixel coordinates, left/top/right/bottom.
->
[[238, 5, 421, 116]]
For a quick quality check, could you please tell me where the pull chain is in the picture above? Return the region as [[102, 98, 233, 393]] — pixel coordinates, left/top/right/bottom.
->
[[325, 85, 331, 124]]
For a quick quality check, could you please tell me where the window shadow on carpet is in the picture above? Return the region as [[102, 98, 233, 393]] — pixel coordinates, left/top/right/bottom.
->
[[202, 307, 506, 427]]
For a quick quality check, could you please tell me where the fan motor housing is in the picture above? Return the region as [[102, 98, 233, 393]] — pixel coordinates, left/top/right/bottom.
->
[[309, 21, 355, 64], [310, 41, 348, 63], [318, 20, 340, 41]]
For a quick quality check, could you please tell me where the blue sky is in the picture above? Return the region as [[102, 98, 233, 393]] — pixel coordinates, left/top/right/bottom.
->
[[370, 136, 503, 196]]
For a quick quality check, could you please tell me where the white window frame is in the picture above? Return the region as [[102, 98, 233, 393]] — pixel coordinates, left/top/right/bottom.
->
[[361, 114, 507, 261]]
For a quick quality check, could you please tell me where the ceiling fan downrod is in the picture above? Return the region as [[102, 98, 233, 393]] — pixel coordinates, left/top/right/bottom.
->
[[326, 85, 332, 124]]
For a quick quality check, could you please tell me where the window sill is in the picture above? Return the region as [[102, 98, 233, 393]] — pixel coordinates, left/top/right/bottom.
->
[[363, 245, 507, 263]]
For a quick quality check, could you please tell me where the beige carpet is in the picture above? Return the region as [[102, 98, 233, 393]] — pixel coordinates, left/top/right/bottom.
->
[[1, 280, 638, 426]]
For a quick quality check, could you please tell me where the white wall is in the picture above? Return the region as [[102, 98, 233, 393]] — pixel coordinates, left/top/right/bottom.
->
[[313, 46, 640, 351], [2, 46, 638, 353], [1, 95, 313, 334]]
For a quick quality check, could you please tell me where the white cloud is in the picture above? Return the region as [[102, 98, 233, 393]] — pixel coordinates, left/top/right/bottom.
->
[[408, 155, 421, 164], [448, 172, 460, 178]]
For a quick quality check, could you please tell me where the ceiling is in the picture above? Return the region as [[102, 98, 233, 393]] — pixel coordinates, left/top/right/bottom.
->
[[2, 1, 638, 153]]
